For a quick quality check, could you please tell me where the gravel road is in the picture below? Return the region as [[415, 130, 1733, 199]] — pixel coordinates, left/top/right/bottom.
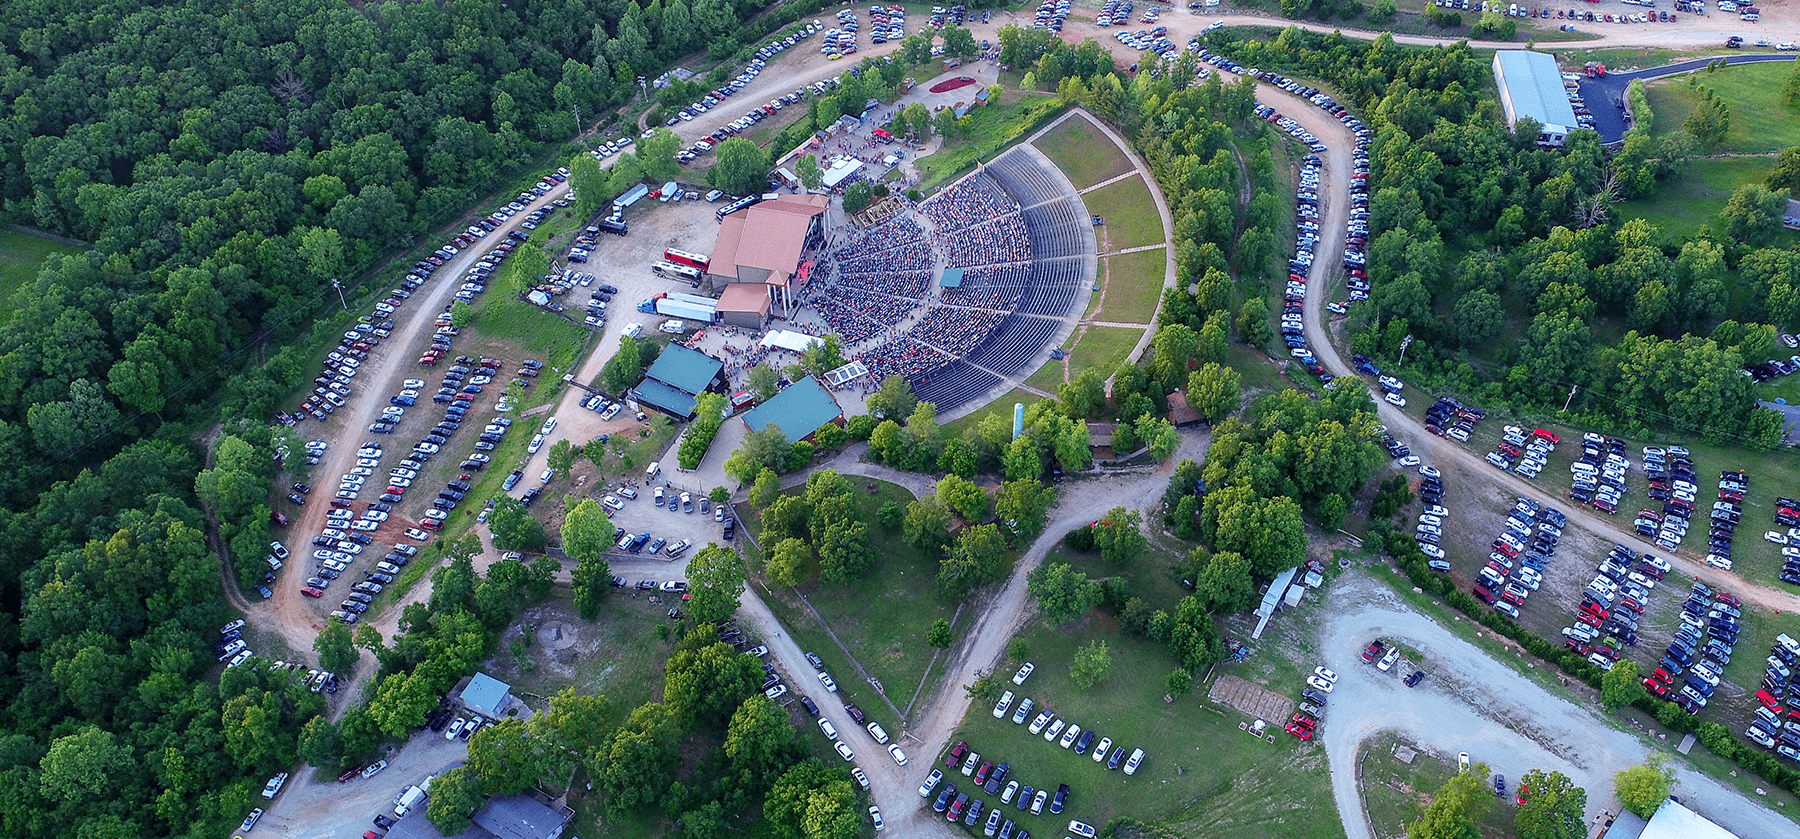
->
[[1319, 573, 1796, 839]]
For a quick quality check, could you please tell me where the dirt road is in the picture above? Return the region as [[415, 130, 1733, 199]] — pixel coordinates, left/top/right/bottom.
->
[[1318, 573, 1796, 839]]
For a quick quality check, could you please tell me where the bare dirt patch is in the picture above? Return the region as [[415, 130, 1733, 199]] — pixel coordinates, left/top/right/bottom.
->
[[1209, 673, 1298, 723]]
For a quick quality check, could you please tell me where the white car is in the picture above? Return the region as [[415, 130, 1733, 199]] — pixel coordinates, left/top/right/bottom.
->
[[1377, 647, 1400, 672], [993, 690, 1015, 718], [870, 805, 885, 831], [1419, 543, 1445, 559], [1306, 674, 1335, 693], [1092, 736, 1113, 763], [541, 416, 558, 435], [1312, 666, 1338, 684], [528, 433, 545, 453], [834, 741, 854, 761], [1013, 662, 1035, 684], [888, 744, 908, 765], [1397, 455, 1420, 467], [819, 718, 838, 739], [602, 496, 625, 511], [1384, 392, 1406, 407], [1768, 531, 1789, 545]]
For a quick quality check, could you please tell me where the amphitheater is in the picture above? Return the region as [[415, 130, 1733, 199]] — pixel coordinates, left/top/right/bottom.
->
[[800, 143, 1101, 417]]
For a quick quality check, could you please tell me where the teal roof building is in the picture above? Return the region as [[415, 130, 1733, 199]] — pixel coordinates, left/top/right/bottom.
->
[[741, 376, 844, 441]]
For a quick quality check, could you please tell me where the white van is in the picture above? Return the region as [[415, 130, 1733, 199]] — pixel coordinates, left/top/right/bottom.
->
[[660, 319, 686, 334], [646, 461, 661, 479], [622, 322, 643, 338], [394, 785, 428, 818]]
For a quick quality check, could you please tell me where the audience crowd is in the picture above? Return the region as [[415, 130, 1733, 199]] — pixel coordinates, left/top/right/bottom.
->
[[942, 215, 1032, 268], [920, 173, 1019, 232]]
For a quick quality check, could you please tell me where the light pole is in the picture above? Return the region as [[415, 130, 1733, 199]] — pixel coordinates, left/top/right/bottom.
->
[[330, 278, 347, 310], [1397, 334, 1414, 366]]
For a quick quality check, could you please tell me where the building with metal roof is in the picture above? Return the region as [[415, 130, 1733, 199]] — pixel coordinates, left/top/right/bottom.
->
[[1633, 799, 1738, 839], [384, 788, 574, 839], [708, 193, 829, 317], [1493, 51, 1580, 146], [740, 376, 844, 442], [631, 343, 726, 419], [458, 672, 512, 719]]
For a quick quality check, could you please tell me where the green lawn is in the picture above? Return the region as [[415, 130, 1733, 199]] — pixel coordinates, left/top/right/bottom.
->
[[1033, 118, 1132, 189], [754, 478, 959, 724], [948, 553, 1343, 839], [944, 388, 1045, 438], [1067, 325, 1145, 383], [0, 227, 80, 313], [1025, 357, 1070, 393], [1095, 248, 1166, 325], [1616, 156, 1771, 240], [1084, 175, 1166, 251], [1359, 733, 1518, 839], [1226, 343, 1293, 400], [1647, 63, 1800, 155], [916, 97, 1068, 192], [1082, 256, 1108, 320]]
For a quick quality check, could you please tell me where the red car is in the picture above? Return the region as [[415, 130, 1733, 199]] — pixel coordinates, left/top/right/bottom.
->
[[1285, 720, 1314, 740], [1716, 593, 1742, 608], [270, 511, 290, 527], [338, 766, 362, 783], [419, 519, 442, 531], [302, 587, 325, 598], [1363, 641, 1385, 663], [944, 741, 968, 769], [1499, 588, 1525, 606]]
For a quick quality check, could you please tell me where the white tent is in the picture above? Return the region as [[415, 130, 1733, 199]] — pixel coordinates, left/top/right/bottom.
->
[[822, 157, 864, 189], [760, 330, 822, 353]]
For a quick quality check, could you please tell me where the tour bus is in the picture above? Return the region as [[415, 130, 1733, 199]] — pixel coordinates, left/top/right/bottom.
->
[[652, 261, 705, 283], [663, 248, 711, 271]]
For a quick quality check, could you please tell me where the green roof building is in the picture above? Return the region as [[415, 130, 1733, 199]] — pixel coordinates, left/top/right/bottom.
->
[[741, 376, 844, 442], [632, 344, 725, 419]]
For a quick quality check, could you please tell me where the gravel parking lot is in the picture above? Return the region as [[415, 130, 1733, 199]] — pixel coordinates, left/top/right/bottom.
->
[[1319, 573, 1796, 839], [253, 729, 467, 839]]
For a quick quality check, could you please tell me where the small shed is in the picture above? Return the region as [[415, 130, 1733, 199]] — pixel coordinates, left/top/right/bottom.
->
[[459, 673, 512, 719], [1085, 422, 1117, 448], [1167, 391, 1203, 427]]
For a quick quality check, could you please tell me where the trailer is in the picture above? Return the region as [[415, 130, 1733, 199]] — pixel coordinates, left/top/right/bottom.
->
[[635, 293, 718, 323], [614, 183, 651, 209]]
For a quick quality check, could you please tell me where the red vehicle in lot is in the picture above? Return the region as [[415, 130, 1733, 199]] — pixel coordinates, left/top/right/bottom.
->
[[944, 741, 968, 768], [1472, 585, 1495, 604], [1285, 714, 1316, 740], [1363, 641, 1385, 663], [1499, 587, 1526, 606], [1532, 428, 1560, 443], [419, 519, 441, 531], [1758, 689, 1784, 713], [1716, 593, 1742, 608], [302, 587, 325, 598]]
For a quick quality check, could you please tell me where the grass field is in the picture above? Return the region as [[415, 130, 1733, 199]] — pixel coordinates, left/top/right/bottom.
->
[[1084, 175, 1166, 251], [1617, 156, 1771, 239], [754, 478, 960, 724], [917, 97, 1067, 192], [944, 388, 1045, 438], [1067, 325, 1145, 382], [944, 537, 1343, 839], [0, 228, 80, 311], [1096, 248, 1166, 324], [1358, 732, 1517, 839], [1647, 63, 1800, 155], [1033, 117, 1132, 189]]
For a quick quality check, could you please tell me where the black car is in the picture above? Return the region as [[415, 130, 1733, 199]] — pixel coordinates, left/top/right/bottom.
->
[[375, 814, 396, 829], [800, 695, 819, 716], [1051, 784, 1069, 814], [1405, 670, 1427, 687]]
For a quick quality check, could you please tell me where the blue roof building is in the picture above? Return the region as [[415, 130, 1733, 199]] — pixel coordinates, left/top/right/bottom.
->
[[1492, 51, 1580, 146], [632, 343, 726, 419], [741, 376, 844, 442]]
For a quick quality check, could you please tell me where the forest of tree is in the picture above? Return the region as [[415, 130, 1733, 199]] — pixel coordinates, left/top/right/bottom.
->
[[0, 0, 838, 836], [1205, 27, 1785, 448]]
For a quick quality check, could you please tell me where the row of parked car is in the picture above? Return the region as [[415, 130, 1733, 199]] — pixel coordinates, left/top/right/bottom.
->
[[1028, 0, 1068, 32], [1643, 581, 1739, 717], [1566, 541, 1670, 670], [1748, 632, 1800, 756], [1410, 466, 1451, 565], [1474, 497, 1568, 620]]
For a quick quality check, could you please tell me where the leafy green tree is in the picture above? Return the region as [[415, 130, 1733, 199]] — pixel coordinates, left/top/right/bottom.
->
[[904, 495, 952, 553], [764, 759, 859, 839], [927, 618, 952, 649], [490, 495, 547, 553], [598, 703, 682, 815], [1027, 562, 1103, 625], [1451, 289, 1505, 349], [567, 508, 614, 621], [1407, 769, 1492, 839], [766, 537, 813, 587], [467, 718, 548, 794], [1614, 758, 1674, 818], [749, 468, 783, 507], [937, 474, 991, 522], [1058, 369, 1106, 419], [995, 478, 1055, 536], [425, 765, 485, 836], [685, 545, 746, 624], [1092, 507, 1147, 564], [1187, 363, 1241, 423], [942, 25, 977, 57], [314, 622, 358, 674], [842, 182, 874, 214], [1070, 640, 1112, 688], [39, 726, 139, 808], [866, 375, 918, 420], [664, 635, 762, 726], [1769, 146, 1800, 193], [547, 439, 578, 474], [1166, 668, 1193, 697], [797, 154, 824, 191], [296, 716, 343, 769], [1683, 86, 1731, 146], [725, 695, 802, 790], [1515, 769, 1587, 839], [707, 137, 773, 196], [1721, 183, 1788, 246], [938, 523, 1008, 600], [1193, 550, 1257, 614]]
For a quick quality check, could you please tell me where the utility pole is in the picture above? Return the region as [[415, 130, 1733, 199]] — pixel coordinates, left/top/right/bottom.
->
[[330, 278, 346, 310], [1397, 334, 1414, 366], [1562, 383, 1579, 413]]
